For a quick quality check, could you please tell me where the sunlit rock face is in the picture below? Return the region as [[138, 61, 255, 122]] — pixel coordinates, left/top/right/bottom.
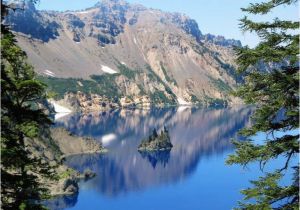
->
[[55, 106, 252, 198], [6, 0, 243, 105]]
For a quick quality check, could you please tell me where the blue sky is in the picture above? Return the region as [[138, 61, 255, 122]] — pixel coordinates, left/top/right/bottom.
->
[[36, 0, 298, 47]]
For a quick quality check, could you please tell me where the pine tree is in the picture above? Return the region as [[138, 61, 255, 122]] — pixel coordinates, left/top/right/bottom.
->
[[226, 0, 299, 209], [1, 1, 55, 209]]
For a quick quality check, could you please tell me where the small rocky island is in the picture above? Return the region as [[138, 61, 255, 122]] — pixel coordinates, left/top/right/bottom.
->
[[138, 127, 173, 151]]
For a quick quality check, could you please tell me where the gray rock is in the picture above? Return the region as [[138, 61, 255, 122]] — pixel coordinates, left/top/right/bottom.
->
[[63, 178, 79, 194], [83, 169, 96, 180]]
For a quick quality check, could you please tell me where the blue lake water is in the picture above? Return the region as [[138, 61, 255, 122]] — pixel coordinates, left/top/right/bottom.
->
[[46, 106, 294, 210]]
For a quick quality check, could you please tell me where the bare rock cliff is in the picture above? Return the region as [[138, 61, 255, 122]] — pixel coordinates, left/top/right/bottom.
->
[[6, 0, 243, 106]]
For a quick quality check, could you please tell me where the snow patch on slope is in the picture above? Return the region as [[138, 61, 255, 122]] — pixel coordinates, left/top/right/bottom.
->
[[54, 113, 71, 121], [75, 10, 92, 14], [177, 97, 191, 106], [49, 100, 72, 120], [177, 106, 189, 113], [44, 69, 55, 77], [49, 100, 72, 113], [101, 65, 118, 74]]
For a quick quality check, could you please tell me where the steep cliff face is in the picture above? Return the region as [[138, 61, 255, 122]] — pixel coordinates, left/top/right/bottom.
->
[[6, 0, 242, 106]]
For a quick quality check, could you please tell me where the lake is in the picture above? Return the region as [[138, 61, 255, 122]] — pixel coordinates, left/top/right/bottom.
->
[[47, 106, 274, 210]]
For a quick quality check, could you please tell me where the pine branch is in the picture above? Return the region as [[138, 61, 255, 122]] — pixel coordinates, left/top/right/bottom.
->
[[241, 0, 297, 14]]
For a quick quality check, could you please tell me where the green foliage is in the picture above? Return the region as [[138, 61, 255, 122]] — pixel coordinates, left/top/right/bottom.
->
[[90, 74, 121, 98], [159, 62, 178, 85], [213, 55, 242, 82], [145, 65, 159, 82], [205, 96, 228, 107], [144, 65, 177, 104], [150, 90, 175, 105], [190, 95, 201, 104], [210, 77, 233, 93], [191, 42, 209, 55], [138, 127, 173, 151], [41, 63, 179, 105], [137, 84, 146, 95], [117, 63, 136, 79], [59, 168, 76, 179], [227, 0, 299, 209], [39, 75, 121, 100], [1, 2, 56, 209]]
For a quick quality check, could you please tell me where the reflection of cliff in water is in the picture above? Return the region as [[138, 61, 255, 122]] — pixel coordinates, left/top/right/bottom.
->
[[61, 106, 252, 197]]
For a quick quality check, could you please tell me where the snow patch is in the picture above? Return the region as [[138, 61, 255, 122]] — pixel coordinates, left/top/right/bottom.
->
[[54, 112, 71, 121], [101, 65, 118, 74], [177, 106, 189, 113], [121, 61, 126, 65], [44, 72, 54, 77], [76, 10, 92, 14], [133, 37, 137, 44], [45, 69, 55, 75], [49, 100, 72, 120], [101, 134, 117, 146], [49, 100, 72, 113], [77, 81, 83, 87], [44, 69, 55, 77], [177, 97, 191, 106]]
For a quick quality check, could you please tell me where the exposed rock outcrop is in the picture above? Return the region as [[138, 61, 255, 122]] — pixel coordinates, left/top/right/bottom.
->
[[120, 95, 151, 108], [202, 33, 242, 47], [51, 127, 107, 156], [6, 0, 243, 106], [62, 91, 119, 112], [54, 91, 152, 112]]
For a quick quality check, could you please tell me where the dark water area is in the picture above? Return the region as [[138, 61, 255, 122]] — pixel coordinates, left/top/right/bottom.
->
[[46, 106, 275, 210]]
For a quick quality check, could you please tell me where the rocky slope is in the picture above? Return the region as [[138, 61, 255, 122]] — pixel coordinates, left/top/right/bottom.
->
[[6, 0, 243, 106], [24, 116, 106, 197], [51, 127, 107, 156]]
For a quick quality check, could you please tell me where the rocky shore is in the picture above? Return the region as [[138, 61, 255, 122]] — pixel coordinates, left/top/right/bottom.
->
[[30, 127, 107, 198], [53, 91, 152, 113]]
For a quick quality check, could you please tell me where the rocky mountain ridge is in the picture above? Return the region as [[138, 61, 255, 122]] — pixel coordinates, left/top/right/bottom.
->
[[6, 0, 243, 106]]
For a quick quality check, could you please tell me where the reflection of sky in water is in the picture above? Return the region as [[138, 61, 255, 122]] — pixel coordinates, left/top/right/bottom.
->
[[46, 106, 294, 210]]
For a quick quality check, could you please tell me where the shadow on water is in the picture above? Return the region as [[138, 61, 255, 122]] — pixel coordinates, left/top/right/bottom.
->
[[49, 106, 253, 209]]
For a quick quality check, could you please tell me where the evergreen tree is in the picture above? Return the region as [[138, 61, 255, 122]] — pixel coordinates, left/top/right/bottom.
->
[[1, 1, 55, 209], [227, 0, 299, 209]]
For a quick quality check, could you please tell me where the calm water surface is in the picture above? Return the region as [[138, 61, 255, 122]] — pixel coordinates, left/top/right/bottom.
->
[[47, 106, 280, 210]]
